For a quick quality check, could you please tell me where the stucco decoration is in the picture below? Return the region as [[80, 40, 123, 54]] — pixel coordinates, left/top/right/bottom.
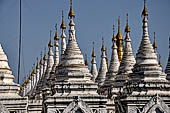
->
[[63, 97, 93, 113], [142, 95, 170, 113], [128, 107, 141, 113], [48, 108, 61, 113], [0, 103, 9, 113]]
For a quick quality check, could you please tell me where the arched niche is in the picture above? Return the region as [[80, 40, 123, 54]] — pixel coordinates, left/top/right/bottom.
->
[[75, 108, 84, 113], [155, 108, 163, 113], [142, 95, 169, 113]]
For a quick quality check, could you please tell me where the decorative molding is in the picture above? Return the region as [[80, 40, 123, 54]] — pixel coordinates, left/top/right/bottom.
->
[[63, 97, 93, 113], [0, 103, 10, 113], [142, 95, 170, 113]]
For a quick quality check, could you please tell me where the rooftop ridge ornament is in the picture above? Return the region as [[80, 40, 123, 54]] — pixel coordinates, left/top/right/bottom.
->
[[54, 24, 59, 40], [158, 54, 162, 67], [61, 10, 66, 29], [142, 0, 148, 16], [48, 30, 53, 47], [92, 42, 96, 57], [32, 63, 36, 74], [117, 16, 122, 39], [85, 54, 88, 66], [118, 17, 121, 37], [60, 10, 67, 55], [101, 37, 106, 51], [105, 47, 109, 69], [125, 13, 130, 33], [36, 57, 40, 69], [153, 32, 157, 49], [112, 25, 116, 41], [68, 0, 75, 18], [40, 51, 43, 65], [43, 47, 47, 61]]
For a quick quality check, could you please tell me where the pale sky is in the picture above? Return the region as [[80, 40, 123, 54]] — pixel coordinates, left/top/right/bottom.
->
[[0, 0, 170, 84]]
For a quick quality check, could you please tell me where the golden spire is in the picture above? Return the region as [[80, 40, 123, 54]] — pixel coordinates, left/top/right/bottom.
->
[[92, 42, 96, 57], [40, 51, 43, 65], [68, 0, 75, 18], [43, 47, 48, 61], [153, 32, 157, 49], [48, 30, 53, 47], [54, 24, 59, 40], [85, 54, 88, 66], [159, 54, 162, 67], [116, 17, 123, 62], [36, 57, 40, 69], [142, 0, 148, 16], [112, 25, 117, 41], [32, 64, 36, 75], [105, 47, 108, 69], [61, 10, 66, 29], [125, 13, 130, 33], [116, 16, 123, 40], [101, 37, 106, 51]]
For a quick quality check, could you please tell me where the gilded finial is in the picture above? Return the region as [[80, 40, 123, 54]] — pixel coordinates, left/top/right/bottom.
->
[[159, 54, 162, 67], [43, 47, 48, 61], [92, 42, 96, 57], [48, 30, 53, 47], [101, 37, 106, 51], [61, 10, 66, 29], [32, 64, 36, 75], [105, 47, 108, 69], [40, 51, 43, 65], [125, 13, 130, 32], [68, 0, 75, 18], [153, 32, 157, 49], [112, 25, 117, 41], [36, 57, 40, 69], [116, 17, 123, 40], [142, 0, 148, 16], [54, 24, 59, 40], [85, 54, 88, 66]]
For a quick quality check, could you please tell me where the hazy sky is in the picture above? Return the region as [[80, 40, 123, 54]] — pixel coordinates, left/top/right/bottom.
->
[[0, 0, 170, 84]]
